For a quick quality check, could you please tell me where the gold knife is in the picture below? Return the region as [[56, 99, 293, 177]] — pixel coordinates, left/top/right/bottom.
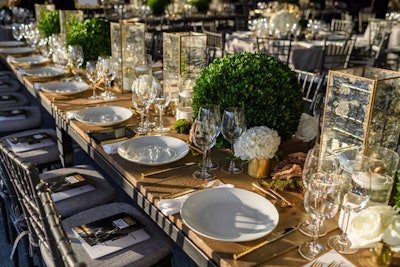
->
[[233, 227, 297, 260], [141, 162, 196, 177]]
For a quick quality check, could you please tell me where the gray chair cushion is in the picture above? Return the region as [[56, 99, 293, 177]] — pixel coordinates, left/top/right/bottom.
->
[[0, 106, 41, 132], [0, 78, 21, 92], [60, 202, 172, 267], [40, 165, 116, 218], [1, 129, 59, 165], [0, 92, 29, 108]]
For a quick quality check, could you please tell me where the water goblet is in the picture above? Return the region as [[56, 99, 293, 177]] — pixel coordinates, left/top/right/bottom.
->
[[299, 147, 338, 237], [99, 56, 118, 101], [131, 75, 158, 135], [192, 118, 218, 180], [298, 172, 340, 261], [328, 146, 398, 254], [221, 107, 246, 174], [153, 82, 171, 133], [198, 104, 221, 170], [67, 45, 84, 82], [85, 61, 101, 100]]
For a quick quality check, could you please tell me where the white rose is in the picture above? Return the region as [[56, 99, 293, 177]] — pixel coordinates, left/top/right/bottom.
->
[[295, 113, 319, 142], [382, 215, 400, 252], [347, 208, 384, 248]]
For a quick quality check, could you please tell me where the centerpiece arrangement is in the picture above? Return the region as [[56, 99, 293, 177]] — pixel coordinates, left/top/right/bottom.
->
[[234, 126, 281, 178], [192, 52, 304, 183], [37, 9, 60, 38]]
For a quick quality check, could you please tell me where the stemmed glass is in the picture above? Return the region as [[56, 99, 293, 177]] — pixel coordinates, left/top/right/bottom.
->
[[198, 104, 221, 170], [98, 56, 118, 101], [67, 45, 84, 82], [131, 75, 158, 134], [299, 172, 340, 260], [85, 61, 101, 100], [153, 82, 171, 133], [327, 147, 374, 254], [192, 117, 218, 180], [299, 147, 338, 237], [221, 107, 246, 174], [12, 24, 23, 41]]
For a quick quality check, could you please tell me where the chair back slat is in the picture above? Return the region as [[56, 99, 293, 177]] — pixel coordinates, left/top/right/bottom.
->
[[0, 141, 83, 267], [294, 69, 326, 114], [256, 35, 293, 65]]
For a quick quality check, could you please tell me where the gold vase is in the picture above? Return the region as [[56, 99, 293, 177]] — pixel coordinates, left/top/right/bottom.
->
[[247, 158, 270, 179]]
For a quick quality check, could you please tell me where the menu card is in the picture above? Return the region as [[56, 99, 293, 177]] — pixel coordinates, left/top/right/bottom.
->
[[0, 95, 16, 104], [72, 212, 150, 259], [6, 132, 55, 152], [45, 172, 95, 202], [0, 109, 25, 121]]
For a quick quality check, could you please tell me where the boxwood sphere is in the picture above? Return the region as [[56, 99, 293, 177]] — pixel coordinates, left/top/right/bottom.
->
[[192, 52, 304, 141]]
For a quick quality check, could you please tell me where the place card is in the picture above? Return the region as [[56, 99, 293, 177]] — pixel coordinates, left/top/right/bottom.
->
[[303, 249, 356, 267], [0, 109, 26, 121], [6, 132, 55, 153]]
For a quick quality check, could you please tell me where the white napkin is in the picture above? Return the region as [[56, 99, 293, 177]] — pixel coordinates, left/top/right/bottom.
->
[[303, 249, 356, 267], [65, 110, 77, 120], [102, 140, 126, 154], [6, 55, 15, 63], [34, 83, 42, 91], [158, 182, 234, 216], [16, 68, 26, 75]]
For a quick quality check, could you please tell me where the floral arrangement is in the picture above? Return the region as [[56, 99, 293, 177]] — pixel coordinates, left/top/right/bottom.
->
[[234, 126, 281, 161], [347, 205, 400, 252], [295, 113, 319, 142]]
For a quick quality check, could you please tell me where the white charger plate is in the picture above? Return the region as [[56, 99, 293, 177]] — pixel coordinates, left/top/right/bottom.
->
[[0, 46, 34, 55], [11, 55, 49, 66], [40, 82, 89, 95], [24, 67, 66, 79], [118, 136, 189, 166], [74, 106, 132, 127], [0, 41, 25, 47], [181, 187, 279, 242]]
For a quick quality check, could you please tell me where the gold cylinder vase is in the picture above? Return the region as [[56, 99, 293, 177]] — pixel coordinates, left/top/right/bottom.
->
[[247, 158, 270, 179]]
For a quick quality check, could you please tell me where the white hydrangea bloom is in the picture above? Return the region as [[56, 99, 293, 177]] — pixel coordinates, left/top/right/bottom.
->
[[234, 126, 280, 160]]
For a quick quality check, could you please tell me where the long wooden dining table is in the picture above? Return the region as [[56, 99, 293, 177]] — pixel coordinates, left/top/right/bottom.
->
[[4, 55, 399, 267]]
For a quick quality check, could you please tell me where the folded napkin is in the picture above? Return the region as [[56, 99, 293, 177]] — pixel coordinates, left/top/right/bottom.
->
[[303, 249, 355, 267], [158, 181, 234, 216], [16, 67, 26, 75], [65, 110, 77, 120], [102, 140, 126, 154], [34, 83, 42, 91]]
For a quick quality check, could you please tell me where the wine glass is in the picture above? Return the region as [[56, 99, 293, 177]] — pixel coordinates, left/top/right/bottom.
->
[[327, 146, 391, 254], [99, 56, 118, 101], [192, 118, 218, 180], [12, 24, 22, 41], [135, 54, 154, 128], [67, 45, 84, 82], [299, 172, 340, 260], [85, 61, 101, 100], [131, 75, 158, 134], [153, 81, 171, 133], [221, 107, 246, 174], [299, 147, 338, 237], [198, 104, 221, 170]]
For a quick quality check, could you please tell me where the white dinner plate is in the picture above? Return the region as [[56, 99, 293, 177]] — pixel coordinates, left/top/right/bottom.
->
[[0, 46, 34, 55], [40, 82, 89, 95], [24, 67, 66, 79], [0, 41, 25, 47], [181, 187, 279, 242], [74, 106, 133, 127], [118, 136, 189, 166], [11, 55, 49, 67]]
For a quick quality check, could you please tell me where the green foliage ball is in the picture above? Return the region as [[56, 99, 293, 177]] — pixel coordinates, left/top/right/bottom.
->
[[38, 9, 60, 38], [189, 0, 211, 13], [192, 52, 303, 141], [66, 18, 111, 63], [147, 0, 169, 16]]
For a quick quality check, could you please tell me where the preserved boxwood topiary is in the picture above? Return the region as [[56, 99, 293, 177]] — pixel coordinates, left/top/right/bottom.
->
[[38, 9, 60, 38], [192, 52, 303, 142], [147, 0, 168, 16]]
